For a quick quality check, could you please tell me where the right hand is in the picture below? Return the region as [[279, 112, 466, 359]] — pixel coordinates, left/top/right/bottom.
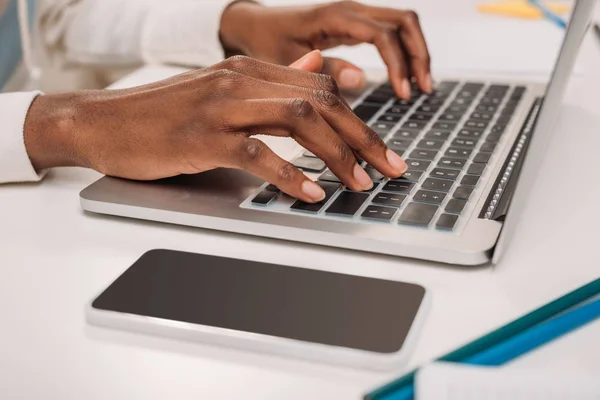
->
[[24, 51, 407, 203]]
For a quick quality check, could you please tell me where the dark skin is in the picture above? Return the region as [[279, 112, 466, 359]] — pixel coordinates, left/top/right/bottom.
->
[[24, 51, 407, 203], [219, 0, 432, 99]]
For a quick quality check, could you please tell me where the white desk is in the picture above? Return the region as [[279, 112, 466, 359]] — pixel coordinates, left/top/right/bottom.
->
[[2, 3, 600, 399]]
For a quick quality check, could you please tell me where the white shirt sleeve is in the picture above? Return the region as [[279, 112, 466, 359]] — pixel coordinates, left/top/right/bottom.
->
[[0, 91, 46, 184], [41, 0, 233, 68]]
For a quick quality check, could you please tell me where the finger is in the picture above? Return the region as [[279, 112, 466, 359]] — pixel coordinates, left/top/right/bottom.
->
[[322, 57, 366, 90], [224, 98, 371, 192], [208, 55, 343, 96], [289, 49, 324, 73], [225, 136, 326, 203], [222, 74, 407, 178], [315, 13, 412, 99], [360, 7, 432, 92]]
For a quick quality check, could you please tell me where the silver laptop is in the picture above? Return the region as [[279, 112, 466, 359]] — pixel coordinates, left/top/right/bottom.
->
[[80, 0, 595, 266]]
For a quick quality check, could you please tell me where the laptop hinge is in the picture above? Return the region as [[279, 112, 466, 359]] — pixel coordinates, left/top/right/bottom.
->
[[480, 97, 544, 221]]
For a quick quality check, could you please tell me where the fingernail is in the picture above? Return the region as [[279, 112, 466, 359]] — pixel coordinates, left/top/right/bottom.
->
[[401, 79, 411, 99], [425, 74, 433, 93], [338, 69, 366, 89], [301, 180, 326, 202], [353, 164, 373, 190], [290, 50, 321, 69], [386, 149, 408, 175]]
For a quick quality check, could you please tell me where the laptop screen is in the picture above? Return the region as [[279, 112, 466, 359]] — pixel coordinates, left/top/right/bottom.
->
[[493, 0, 596, 263]]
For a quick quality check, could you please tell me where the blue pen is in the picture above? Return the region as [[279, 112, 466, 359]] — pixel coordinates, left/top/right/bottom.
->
[[527, 0, 568, 29], [381, 296, 600, 400]]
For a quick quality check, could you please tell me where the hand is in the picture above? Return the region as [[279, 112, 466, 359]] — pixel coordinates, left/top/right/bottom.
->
[[220, 0, 432, 99], [24, 51, 407, 203]]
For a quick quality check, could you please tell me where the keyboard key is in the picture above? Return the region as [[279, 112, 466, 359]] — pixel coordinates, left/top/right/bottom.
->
[[432, 121, 457, 131], [430, 168, 460, 180], [292, 156, 326, 172], [378, 114, 402, 123], [409, 113, 434, 122], [265, 184, 280, 192], [451, 97, 471, 106], [402, 120, 427, 131], [436, 214, 459, 230], [414, 190, 446, 204], [422, 178, 454, 192], [410, 149, 438, 161], [325, 191, 370, 216], [438, 113, 462, 122], [422, 97, 445, 106], [438, 157, 468, 170], [417, 139, 445, 150], [473, 152, 492, 164], [480, 142, 497, 153], [398, 203, 439, 226], [452, 138, 478, 148], [319, 170, 341, 183], [383, 180, 415, 193], [464, 120, 488, 129], [371, 121, 395, 133], [475, 104, 498, 113], [470, 112, 493, 121], [445, 147, 473, 158], [393, 130, 420, 139], [394, 98, 416, 107], [445, 104, 469, 113], [361, 205, 397, 221], [364, 167, 385, 181], [364, 93, 390, 104], [405, 159, 432, 171], [453, 186, 474, 200], [480, 96, 503, 105], [457, 128, 485, 139], [290, 181, 341, 213], [387, 138, 413, 150], [394, 170, 423, 182], [386, 105, 411, 115], [417, 104, 440, 114], [445, 199, 467, 214], [461, 175, 480, 186], [372, 192, 407, 207], [353, 104, 381, 122], [425, 130, 451, 140], [467, 163, 485, 175], [251, 191, 277, 205]]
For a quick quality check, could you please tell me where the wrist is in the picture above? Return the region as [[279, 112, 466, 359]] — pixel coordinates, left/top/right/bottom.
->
[[219, 1, 263, 56], [23, 92, 92, 171]]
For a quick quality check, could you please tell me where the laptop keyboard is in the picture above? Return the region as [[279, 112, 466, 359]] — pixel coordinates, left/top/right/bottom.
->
[[243, 80, 526, 231]]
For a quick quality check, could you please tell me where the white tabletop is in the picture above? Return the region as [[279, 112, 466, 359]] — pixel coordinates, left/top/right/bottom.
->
[[2, 2, 600, 399]]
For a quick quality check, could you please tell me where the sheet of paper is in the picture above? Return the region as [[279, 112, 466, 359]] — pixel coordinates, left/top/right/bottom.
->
[[415, 362, 600, 400], [322, 17, 581, 78]]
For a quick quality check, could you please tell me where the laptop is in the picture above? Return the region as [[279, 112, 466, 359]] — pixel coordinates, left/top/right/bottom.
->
[[79, 0, 595, 266]]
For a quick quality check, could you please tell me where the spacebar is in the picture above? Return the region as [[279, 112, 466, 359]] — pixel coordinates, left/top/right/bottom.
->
[[325, 191, 370, 216]]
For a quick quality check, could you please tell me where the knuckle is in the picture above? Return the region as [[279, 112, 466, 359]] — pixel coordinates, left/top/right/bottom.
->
[[223, 55, 251, 70], [278, 163, 298, 183], [362, 126, 384, 149], [313, 89, 343, 111], [314, 74, 340, 95], [209, 69, 243, 91], [403, 10, 420, 23], [239, 139, 266, 165], [333, 142, 353, 164], [288, 98, 316, 120]]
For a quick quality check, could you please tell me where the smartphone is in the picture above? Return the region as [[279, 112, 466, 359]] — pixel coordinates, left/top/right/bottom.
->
[[87, 249, 430, 370]]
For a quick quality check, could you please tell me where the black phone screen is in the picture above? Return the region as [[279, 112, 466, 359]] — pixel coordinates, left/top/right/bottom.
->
[[92, 249, 426, 353]]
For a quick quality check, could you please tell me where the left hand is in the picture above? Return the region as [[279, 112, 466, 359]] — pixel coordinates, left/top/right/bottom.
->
[[220, 0, 432, 100]]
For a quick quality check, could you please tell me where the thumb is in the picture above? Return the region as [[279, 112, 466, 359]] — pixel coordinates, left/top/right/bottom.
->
[[289, 50, 324, 73], [323, 57, 366, 90]]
